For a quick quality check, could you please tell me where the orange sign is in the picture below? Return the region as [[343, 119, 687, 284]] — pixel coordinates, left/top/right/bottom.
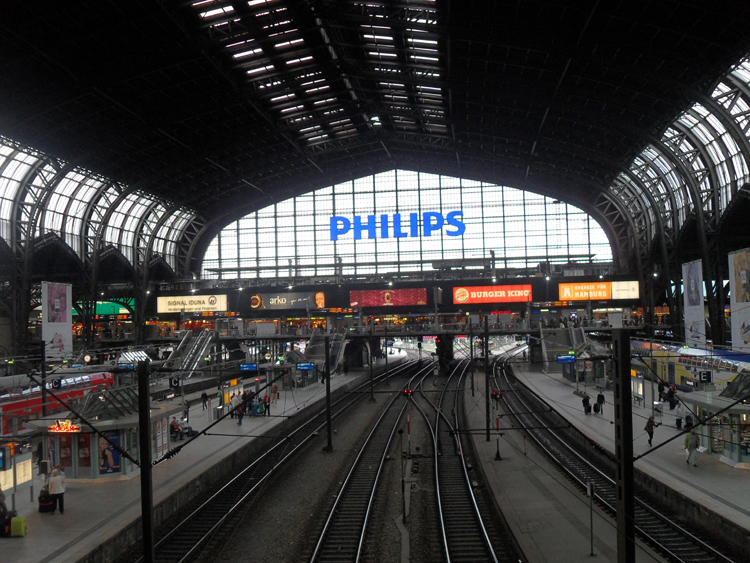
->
[[558, 282, 611, 300], [48, 420, 81, 433]]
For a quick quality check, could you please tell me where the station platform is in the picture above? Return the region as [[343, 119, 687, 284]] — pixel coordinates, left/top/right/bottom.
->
[[1, 354, 404, 563], [466, 354, 750, 563]]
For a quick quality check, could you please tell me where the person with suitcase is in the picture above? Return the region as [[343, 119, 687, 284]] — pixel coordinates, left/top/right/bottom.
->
[[48, 468, 65, 514], [582, 393, 591, 415]]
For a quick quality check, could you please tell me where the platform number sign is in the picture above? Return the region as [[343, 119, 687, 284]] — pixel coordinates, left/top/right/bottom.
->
[[169, 377, 180, 388]]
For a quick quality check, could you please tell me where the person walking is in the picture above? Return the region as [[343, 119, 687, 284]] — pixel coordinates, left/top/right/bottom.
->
[[263, 393, 271, 416], [658, 380, 665, 402], [582, 392, 591, 415], [48, 468, 65, 514], [596, 391, 605, 416], [201, 391, 208, 410], [229, 393, 236, 418], [685, 427, 700, 466], [644, 415, 657, 447], [236, 404, 244, 426], [271, 382, 278, 403]]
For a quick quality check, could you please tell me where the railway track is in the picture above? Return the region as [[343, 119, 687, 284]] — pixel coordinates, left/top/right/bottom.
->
[[308, 361, 435, 563], [133, 359, 422, 563], [495, 358, 738, 563], [412, 360, 524, 563]]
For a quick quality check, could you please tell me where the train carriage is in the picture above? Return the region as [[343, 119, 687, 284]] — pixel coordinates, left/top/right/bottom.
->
[[631, 341, 750, 392], [0, 372, 114, 435]]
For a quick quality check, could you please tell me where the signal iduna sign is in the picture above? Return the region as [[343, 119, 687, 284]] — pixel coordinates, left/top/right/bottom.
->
[[453, 285, 532, 304]]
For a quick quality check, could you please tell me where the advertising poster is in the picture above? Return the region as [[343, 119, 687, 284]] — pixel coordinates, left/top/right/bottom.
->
[[41, 281, 73, 360], [161, 417, 168, 457], [729, 248, 750, 351], [558, 281, 639, 301], [156, 419, 164, 460], [157, 294, 227, 314], [77, 434, 91, 467], [453, 285, 532, 305], [249, 291, 325, 309], [559, 282, 610, 300], [682, 260, 705, 348], [99, 430, 121, 475], [350, 288, 427, 307]]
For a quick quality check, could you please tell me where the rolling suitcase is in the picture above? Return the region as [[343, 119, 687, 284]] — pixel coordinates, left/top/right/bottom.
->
[[593, 403, 600, 414], [38, 485, 53, 513], [11, 516, 26, 537]]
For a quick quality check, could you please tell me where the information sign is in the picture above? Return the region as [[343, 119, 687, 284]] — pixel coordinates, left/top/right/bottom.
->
[[297, 363, 315, 370], [556, 355, 576, 363], [239, 363, 258, 371]]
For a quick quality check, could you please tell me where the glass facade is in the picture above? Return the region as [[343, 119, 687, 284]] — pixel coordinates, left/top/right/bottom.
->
[[202, 170, 613, 279]]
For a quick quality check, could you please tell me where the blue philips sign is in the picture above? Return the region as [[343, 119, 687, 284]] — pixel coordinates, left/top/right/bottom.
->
[[297, 363, 315, 370], [330, 211, 465, 241], [556, 355, 576, 363], [240, 363, 258, 371]]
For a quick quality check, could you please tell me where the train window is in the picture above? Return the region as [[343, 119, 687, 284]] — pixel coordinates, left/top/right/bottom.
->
[[74, 377, 84, 387], [734, 362, 740, 370], [81, 376, 91, 386]]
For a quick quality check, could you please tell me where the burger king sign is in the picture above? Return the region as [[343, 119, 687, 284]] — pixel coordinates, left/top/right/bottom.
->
[[453, 285, 532, 304]]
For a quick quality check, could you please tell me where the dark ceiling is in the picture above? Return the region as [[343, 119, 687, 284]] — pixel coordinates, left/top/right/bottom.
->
[[2, 0, 750, 227]]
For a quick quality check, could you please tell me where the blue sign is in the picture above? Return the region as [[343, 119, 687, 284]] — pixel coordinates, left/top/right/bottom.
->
[[557, 355, 576, 363], [330, 211, 465, 241], [239, 363, 258, 371], [71, 364, 84, 368], [297, 363, 315, 370], [118, 364, 135, 371]]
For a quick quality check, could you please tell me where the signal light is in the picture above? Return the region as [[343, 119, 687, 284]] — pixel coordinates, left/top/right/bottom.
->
[[492, 391, 502, 401], [403, 389, 413, 397]]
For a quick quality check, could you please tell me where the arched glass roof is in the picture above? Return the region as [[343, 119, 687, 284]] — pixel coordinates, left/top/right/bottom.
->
[[616, 56, 750, 236], [0, 136, 195, 270]]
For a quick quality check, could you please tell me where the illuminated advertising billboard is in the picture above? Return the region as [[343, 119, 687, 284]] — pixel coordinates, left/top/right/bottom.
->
[[157, 295, 228, 314], [350, 288, 428, 307], [452, 285, 532, 304], [249, 291, 326, 310], [558, 281, 639, 301]]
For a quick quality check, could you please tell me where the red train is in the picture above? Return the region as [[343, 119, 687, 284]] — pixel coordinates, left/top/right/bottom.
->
[[0, 372, 114, 435]]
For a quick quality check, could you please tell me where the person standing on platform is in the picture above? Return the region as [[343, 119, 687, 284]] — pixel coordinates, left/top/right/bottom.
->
[[666, 385, 676, 410], [675, 402, 685, 429], [582, 392, 591, 415], [271, 382, 278, 403], [264, 393, 271, 416], [201, 391, 208, 410], [658, 380, 665, 402], [596, 391, 605, 415], [644, 416, 657, 446], [48, 468, 65, 514], [685, 427, 700, 466], [236, 404, 244, 426]]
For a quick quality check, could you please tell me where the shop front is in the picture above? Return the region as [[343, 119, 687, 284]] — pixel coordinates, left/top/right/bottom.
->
[[682, 391, 750, 469], [31, 395, 183, 479]]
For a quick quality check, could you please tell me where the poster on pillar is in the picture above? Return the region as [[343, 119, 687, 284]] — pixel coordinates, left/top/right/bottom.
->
[[682, 260, 705, 348], [729, 248, 750, 351], [41, 281, 73, 360]]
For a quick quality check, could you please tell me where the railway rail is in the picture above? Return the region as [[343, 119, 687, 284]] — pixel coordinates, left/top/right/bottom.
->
[[495, 357, 738, 563], [308, 361, 436, 562], [133, 358, 422, 563], [410, 359, 524, 563]]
